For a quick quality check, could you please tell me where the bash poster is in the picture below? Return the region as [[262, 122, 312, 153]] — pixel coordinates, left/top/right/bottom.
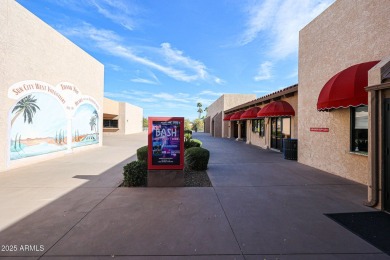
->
[[148, 117, 184, 170]]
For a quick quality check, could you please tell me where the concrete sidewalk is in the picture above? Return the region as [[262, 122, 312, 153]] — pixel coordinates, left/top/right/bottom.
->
[[0, 132, 388, 259]]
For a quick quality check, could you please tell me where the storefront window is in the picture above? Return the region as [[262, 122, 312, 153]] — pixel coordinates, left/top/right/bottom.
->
[[252, 119, 259, 132], [103, 119, 118, 128], [351, 106, 368, 152], [259, 119, 265, 137]]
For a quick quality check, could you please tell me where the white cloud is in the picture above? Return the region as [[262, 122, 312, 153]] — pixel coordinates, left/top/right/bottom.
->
[[239, 0, 334, 59], [238, 0, 280, 46], [62, 24, 222, 84], [254, 61, 273, 81], [89, 0, 138, 31], [199, 90, 224, 97], [131, 78, 158, 84], [160, 43, 207, 80], [214, 77, 225, 85], [106, 63, 122, 71]]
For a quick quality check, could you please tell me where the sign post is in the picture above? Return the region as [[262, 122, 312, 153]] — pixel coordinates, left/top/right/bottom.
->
[[147, 117, 184, 186]]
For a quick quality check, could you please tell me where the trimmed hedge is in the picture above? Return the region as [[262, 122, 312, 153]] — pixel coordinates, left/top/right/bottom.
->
[[191, 138, 202, 147], [123, 160, 147, 187], [137, 146, 148, 162], [185, 147, 210, 171], [184, 139, 201, 149]]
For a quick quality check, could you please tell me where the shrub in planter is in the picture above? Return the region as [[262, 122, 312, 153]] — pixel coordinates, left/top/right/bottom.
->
[[184, 139, 201, 149], [123, 160, 147, 187], [191, 138, 202, 147], [137, 146, 148, 162], [185, 147, 210, 171]]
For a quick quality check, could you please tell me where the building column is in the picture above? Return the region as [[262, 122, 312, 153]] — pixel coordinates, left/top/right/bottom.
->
[[246, 120, 251, 144], [236, 121, 242, 141]]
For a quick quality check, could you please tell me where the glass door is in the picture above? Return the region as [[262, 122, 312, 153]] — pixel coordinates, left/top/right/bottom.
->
[[271, 117, 291, 151], [271, 118, 282, 150]]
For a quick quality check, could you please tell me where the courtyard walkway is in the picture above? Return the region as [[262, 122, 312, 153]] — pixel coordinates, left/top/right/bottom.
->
[[0, 132, 388, 259]]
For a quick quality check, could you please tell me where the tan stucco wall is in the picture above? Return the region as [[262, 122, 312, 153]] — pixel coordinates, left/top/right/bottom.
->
[[206, 94, 256, 138], [103, 98, 119, 116], [298, 0, 390, 184], [0, 1, 104, 171], [121, 102, 143, 135], [204, 116, 211, 133], [245, 94, 298, 149], [103, 98, 143, 135]]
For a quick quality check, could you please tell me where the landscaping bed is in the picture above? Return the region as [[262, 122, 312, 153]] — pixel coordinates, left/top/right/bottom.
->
[[184, 168, 212, 187]]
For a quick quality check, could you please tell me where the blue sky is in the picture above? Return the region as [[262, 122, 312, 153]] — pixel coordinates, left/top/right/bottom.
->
[[17, 0, 334, 120]]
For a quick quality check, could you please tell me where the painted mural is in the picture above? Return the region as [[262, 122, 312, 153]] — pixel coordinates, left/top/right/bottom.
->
[[10, 93, 68, 160], [72, 103, 99, 148], [8, 80, 100, 161]]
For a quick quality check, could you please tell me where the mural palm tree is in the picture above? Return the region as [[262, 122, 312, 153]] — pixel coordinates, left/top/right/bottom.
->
[[92, 109, 98, 134], [11, 95, 40, 126], [89, 116, 97, 133]]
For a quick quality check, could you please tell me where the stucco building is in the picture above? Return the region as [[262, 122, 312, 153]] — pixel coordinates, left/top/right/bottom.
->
[[224, 85, 298, 152], [103, 98, 143, 135], [1, 1, 104, 172], [204, 94, 256, 138], [205, 0, 390, 211], [298, 0, 390, 210]]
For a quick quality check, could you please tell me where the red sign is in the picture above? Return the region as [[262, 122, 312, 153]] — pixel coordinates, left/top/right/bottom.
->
[[148, 117, 184, 170], [310, 127, 329, 132]]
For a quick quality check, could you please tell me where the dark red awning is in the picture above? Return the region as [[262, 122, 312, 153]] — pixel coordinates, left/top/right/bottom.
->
[[257, 101, 295, 117], [223, 113, 233, 121], [230, 111, 245, 121], [240, 107, 260, 120], [317, 61, 380, 111]]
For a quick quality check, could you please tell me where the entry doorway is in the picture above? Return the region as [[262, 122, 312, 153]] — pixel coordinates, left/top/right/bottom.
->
[[384, 99, 390, 212], [270, 117, 291, 151], [241, 121, 246, 140], [232, 122, 238, 138]]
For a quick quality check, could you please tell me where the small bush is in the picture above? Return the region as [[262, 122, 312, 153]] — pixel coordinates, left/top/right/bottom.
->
[[184, 139, 201, 149], [191, 138, 202, 147], [185, 147, 210, 171], [184, 130, 193, 135], [137, 146, 148, 162], [123, 160, 147, 187]]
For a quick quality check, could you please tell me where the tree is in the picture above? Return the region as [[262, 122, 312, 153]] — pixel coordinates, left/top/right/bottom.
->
[[192, 118, 204, 132], [197, 102, 203, 119], [11, 95, 40, 126], [184, 119, 192, 131], [143, 117, 148, 128]]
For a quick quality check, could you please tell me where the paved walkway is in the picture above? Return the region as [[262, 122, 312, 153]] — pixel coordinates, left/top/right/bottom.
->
[[0, 132, 388, 259]]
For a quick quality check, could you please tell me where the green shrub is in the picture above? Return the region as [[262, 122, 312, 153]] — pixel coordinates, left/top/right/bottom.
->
[[123, 160, 147, 187], [191, 138, 202, 147], [184, 129, 193, 135], [137, 146, 148, 162], [184, 139, 201, 149], [185, 147, 210, 171]]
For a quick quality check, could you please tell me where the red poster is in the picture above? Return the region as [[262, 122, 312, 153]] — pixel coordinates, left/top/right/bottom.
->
[[310, 127, 329, 132], [148, 117, 184, 170]]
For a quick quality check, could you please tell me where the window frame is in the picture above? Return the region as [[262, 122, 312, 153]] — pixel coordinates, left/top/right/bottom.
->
[[350, 106, 368, 153], [103, 119, 119, 129], [259, 118, 265, 137]]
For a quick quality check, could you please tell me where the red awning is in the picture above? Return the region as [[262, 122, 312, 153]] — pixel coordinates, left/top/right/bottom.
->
[[240, 107, 261, 120], [223, 113, 233, 121], [317, 61, 380, 111], [230, 111, 245, 121], [257, 101, 295, 117]]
